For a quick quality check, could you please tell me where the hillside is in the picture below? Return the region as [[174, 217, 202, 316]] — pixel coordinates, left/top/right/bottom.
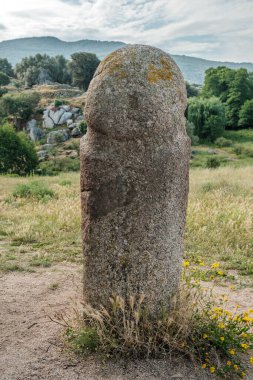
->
[[0, 36, 253, 84]]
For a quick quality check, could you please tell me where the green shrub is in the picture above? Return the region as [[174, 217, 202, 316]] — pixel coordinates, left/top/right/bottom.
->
[[186, 120, 199, 145], [79, 121, 87, 135], [38, 157, 80, 175], [206, 157, 221, 169], [12, 181, 55, 201], [54, 99, 69, 107], [233, 145, 253, 157], [215, 137, 233, 148], [0, 125, 38, 175]]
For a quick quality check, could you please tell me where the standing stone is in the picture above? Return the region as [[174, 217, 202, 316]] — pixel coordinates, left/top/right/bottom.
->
[[80, 45, 191, 312]]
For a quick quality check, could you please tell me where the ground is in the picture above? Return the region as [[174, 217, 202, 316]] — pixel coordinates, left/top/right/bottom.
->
[[0, 166, 253, 379]]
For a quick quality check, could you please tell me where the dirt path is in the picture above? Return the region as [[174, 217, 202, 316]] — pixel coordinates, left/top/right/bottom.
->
[[0, 264, 252, 380]]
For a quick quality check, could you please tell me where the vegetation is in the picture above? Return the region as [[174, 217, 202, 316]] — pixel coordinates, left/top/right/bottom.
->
[[0, 91, 40, 129], [69, 52, 100, 90], [187, 96, 226, 141], [238, 99, 253, 128], [0, 71, 10, 86], [12, 181, 55, 201], [15, 54, 71, 87], [201, 66, 253, 129], [0, 125, 38, 175], [0, 58, 14, 77]]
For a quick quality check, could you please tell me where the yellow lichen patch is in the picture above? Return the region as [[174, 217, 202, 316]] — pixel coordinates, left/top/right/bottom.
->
[[147, 56, 174, 84], [100, 51, 128, 79]]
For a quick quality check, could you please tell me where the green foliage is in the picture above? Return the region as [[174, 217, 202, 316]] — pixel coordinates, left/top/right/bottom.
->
[[15, 54, 71, 87], [0, 71, 10, 86], [215, 137, 233, 147], [0, 58, 14, 77], [54, 99, 69, 107], [202, 66, 253, 129], [0, 125, 38, 175], [69, 52, 100, 90], [0, 88, 8, 97], [58, 179, 72, 186], [206, 157, 221, 169], [0, 91, 40, 123], [79, 121, 87, 135], [238, 99, 253, 128], [66, 327, 99, 354], [187, 96, 226, 141], [233, 144, 253, 158], [185, 120, 199, 145], [38, 157, 80, 175], [186, 81, 199, 98], [12, 181, 55, 201]]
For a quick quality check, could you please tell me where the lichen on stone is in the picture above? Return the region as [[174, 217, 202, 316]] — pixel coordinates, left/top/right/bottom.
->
[[100, 51, 128, 79], [147, 56, 174, 84]]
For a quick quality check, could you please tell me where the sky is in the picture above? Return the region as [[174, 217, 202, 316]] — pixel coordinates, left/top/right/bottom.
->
[[0, 0, 252, 62]]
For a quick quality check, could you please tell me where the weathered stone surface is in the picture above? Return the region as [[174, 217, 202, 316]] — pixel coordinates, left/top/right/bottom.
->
[[47, 129, 69, 144], [29, 126, 44, 141], [71, 126, 82, 137], [80, 45, 191, 312]]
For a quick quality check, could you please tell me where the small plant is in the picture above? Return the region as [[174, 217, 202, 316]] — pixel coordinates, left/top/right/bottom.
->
[[56, 261, 253, 379], [215, 137, 233, 148], [12, 181, 55, 201], [54, 99, 69, 107], [79, 121, 87, 135], [59, 179, 72, 186], [206, 157, 221, 169], [49, 282, 59, 290]]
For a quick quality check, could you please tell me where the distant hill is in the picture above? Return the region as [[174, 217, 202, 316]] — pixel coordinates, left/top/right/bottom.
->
[[0, 36, 253, 84]]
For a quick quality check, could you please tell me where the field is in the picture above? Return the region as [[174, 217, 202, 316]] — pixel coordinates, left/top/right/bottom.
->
[[0, 166, 253, 379]]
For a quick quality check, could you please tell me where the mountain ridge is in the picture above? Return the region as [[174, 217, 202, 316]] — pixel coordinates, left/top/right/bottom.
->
[[1, 36, 253, 84]]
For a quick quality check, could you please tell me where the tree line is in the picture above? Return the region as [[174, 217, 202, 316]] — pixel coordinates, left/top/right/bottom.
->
[[186, 66, 253, 142], [0, 52, 100, 90]]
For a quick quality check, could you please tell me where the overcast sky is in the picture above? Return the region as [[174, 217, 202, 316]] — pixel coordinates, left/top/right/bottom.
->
[[0, 0, 252, 62]]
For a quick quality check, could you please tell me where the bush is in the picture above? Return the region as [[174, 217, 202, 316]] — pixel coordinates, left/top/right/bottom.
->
[[0, 125, 38, 175], [38, 157, 80, 175], [206, 157, 221, 169], [215, 137, 233, 147], [186, 120, 199, 145], [54, 99, 69, 107], [12, 181, 55, 201], [0, 91, 40, 124], [79, 121, 87, 135], [233, 145, 253, 158]]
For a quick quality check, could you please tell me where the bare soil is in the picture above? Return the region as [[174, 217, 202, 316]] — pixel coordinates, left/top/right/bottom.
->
[[0, 263, 252, 380]]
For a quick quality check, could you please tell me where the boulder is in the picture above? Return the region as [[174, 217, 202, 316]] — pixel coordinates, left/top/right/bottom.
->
[[26, 119, 37, 131], [71, 126, 82, 137], [30, 126, 44, 142], [47, 129, 69, 144]]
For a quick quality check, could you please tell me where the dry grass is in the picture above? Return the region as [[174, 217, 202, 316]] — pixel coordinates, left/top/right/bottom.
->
[[0, 166, 252, 284]]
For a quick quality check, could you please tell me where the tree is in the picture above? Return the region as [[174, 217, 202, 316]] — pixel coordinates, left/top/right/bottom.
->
[[15, 54, 71, 87], [69, 52, 100, 90], [202, 66, 253, 129], [0, 71, 10, 86], [0, 58, 14, 77], [0, 71, 10, 98], [0, 125, 38, 175], [0, 91, 40, 129], [238, 99, 253, 128], [186, 82, 199, 98], [187, 97, 226, 141]]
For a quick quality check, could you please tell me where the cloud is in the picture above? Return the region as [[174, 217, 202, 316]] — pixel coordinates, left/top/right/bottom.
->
[[0, 23, 6, 30], [0, 0, 252, 62]]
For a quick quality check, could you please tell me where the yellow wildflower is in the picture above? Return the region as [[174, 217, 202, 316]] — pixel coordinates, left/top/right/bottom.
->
[[217, 270, 224, 276], [249, 357, 253, 364], [227, 361, 231, 366], [203, 334, 208, 339], [218, 323, 225, 329], [182, 260, 190, 268], [241, 343, 249, 350], [242, 316, 252, 322], [241, 333, 247, 338], [234, 364, 238, 371], [202, 363, 207, 369], [241, 372, 246, 378], [210, 367, 215, 373], [211, 262, 220, 269], [220, 336, 225, 342], [229, 349, 235, 355]]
